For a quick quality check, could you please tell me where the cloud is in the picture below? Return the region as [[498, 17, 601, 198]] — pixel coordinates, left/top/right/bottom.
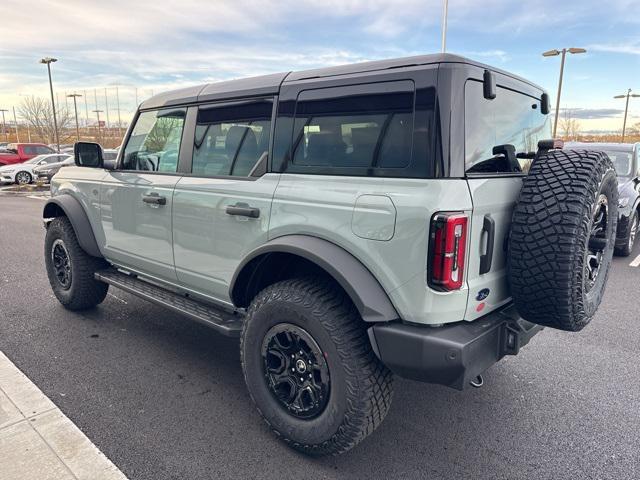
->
[[561, 108, 625, 119], [588, 41, 640, 56]]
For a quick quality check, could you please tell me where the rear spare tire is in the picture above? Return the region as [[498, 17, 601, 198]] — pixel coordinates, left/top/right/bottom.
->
[[508, 149, 618, 332]]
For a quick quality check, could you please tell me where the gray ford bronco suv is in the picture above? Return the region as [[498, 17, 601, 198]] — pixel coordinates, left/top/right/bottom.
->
[[43, 54, 618, 455]]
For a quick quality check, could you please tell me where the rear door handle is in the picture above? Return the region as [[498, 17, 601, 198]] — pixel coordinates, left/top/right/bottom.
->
[[479, 214, 495, 275], [226, 202, 260, 218], [142, 192, 167, 206]]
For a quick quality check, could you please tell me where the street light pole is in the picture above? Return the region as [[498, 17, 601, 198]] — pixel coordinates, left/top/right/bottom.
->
[[93, 109, 104, 144], [614, 89, 640, 142], [12, 107, 20, 142], [39, 57, 60, 152], [542, 47, 587, 138], [67, 93, 82, 141]]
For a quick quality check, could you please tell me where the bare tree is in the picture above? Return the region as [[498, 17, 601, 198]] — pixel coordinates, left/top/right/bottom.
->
[[18, 96, 74, 145], [559, 109, 581, 141]]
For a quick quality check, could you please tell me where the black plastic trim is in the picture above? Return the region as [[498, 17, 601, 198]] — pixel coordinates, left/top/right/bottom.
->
[[43, 195, 102, 258], [368, 304, 543, 390], [230, 235, 399, 323]]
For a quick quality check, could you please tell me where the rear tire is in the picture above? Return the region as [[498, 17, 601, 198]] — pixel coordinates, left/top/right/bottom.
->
[[614, 210, 638, 257], [240, 277, 393, 456], [508, 149, 618, 332], [45, 217, 109, 310]]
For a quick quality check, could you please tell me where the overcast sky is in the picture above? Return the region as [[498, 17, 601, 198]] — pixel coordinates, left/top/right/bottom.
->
[[1, 0, 639, 132]]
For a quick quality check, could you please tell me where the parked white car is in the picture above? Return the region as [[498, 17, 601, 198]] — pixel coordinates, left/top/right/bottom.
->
[[0, 153, 71, 185]]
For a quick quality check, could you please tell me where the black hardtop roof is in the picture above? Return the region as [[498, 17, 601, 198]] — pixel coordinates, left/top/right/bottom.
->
[[139, 53, 544, 110]]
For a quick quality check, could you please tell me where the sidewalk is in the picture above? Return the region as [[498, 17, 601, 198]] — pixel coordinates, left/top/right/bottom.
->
[[0, 351, 128, 480]]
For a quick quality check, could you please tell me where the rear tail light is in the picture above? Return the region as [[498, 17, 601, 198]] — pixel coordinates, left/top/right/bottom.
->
[[429, 212, 468, 291]]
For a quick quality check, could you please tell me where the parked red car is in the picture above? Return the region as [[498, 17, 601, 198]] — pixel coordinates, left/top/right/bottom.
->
[[0, 143, 56, 166]]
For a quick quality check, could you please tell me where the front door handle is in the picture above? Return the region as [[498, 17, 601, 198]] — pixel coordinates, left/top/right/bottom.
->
[[142, 192, 167, 206], [226, 202, 260, 218]]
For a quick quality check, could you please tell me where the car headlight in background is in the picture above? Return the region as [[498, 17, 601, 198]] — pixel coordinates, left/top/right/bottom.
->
[[619, 198, 629, 208]]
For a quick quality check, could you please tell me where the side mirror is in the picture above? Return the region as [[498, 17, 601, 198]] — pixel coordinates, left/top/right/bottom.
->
[[541, 93, 550, 115], [74, 142, 104, 168]]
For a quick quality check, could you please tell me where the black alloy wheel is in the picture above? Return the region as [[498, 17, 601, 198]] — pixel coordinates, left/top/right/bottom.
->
[[261, 323, 330, 419]]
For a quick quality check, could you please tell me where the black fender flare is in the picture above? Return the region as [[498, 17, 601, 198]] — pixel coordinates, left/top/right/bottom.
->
[[230, 235, 399, 322], [43, 194, 102, 258]]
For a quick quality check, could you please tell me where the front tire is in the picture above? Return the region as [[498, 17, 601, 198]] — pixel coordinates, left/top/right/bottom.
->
[[614, 210, 638, 257], [15, 171, 32, 185], [45, 217, 109, 310], [241, 277, 393, 456]]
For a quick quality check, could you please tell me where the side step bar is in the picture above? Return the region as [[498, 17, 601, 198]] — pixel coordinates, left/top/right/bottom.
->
[[95, 268, 244, 337]]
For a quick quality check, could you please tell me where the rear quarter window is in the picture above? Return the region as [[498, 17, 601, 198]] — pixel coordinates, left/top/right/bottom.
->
[[278, 80, 436, 178]]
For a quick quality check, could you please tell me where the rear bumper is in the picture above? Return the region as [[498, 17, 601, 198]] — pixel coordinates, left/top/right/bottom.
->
[[367, 304, 543, 390]]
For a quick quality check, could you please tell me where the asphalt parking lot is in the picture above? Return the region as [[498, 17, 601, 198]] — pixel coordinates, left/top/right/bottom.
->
[[1, 194, 639, 480]]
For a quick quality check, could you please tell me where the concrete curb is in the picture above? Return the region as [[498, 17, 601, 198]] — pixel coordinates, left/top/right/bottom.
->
[[0, 351, 128, 480]]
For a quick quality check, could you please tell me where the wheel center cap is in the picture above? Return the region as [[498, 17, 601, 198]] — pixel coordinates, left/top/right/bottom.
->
[[295, 359, 307, 373]]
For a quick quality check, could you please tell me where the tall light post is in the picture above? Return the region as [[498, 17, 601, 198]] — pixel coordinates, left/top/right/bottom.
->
[[67, 93, 82, 141], [93, 109, 104, 144], [542, 47, 587, 138], [441, 0, 449, 53], [39, 57, 60, 152], [12, 107, 20, 142], [0, 109, 8, 142], [614, 89, 640, 142]]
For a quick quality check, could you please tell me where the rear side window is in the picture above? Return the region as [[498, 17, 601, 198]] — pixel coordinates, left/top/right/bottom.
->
[[465, 80, 550, 174], [122, 108, 186, 173], [192, 100, 273, 177], [24, 146, 36, 155], [283, 81, 423, 177]]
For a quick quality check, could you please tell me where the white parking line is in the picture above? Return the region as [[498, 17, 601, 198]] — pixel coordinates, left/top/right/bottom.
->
[[26, 195, 48, 200], [629, 254, 640, 268]]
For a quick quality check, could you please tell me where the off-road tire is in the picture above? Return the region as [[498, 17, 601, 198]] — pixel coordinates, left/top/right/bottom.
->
[[240, 277, 393, 456], [614, 210, 638, 257], [508, 149, 618, 332], [45, 217, 108, 310]]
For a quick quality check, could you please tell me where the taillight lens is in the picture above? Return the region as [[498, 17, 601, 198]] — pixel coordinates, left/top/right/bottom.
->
[[429, 212, 468, 291]]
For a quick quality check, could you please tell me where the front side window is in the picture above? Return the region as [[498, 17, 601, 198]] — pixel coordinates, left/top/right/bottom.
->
[[465, 80, 550, 174], [192, 100, 273, 177], [122, 108, 186, 172], [289, 83, 415, 174], [37, 146, 54, 154]]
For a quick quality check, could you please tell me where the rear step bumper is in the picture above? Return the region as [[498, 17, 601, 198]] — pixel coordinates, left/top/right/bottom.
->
[[367, 304, 543, 390], [95, 268, 244, 337]]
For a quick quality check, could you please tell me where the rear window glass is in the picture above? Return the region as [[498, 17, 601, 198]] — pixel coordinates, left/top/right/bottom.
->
[[465, 80, 550, 174]]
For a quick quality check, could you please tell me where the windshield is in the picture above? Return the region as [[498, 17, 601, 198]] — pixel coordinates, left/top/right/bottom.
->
[[25, 155, 47, 164], [602, 150, 632, 177]]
